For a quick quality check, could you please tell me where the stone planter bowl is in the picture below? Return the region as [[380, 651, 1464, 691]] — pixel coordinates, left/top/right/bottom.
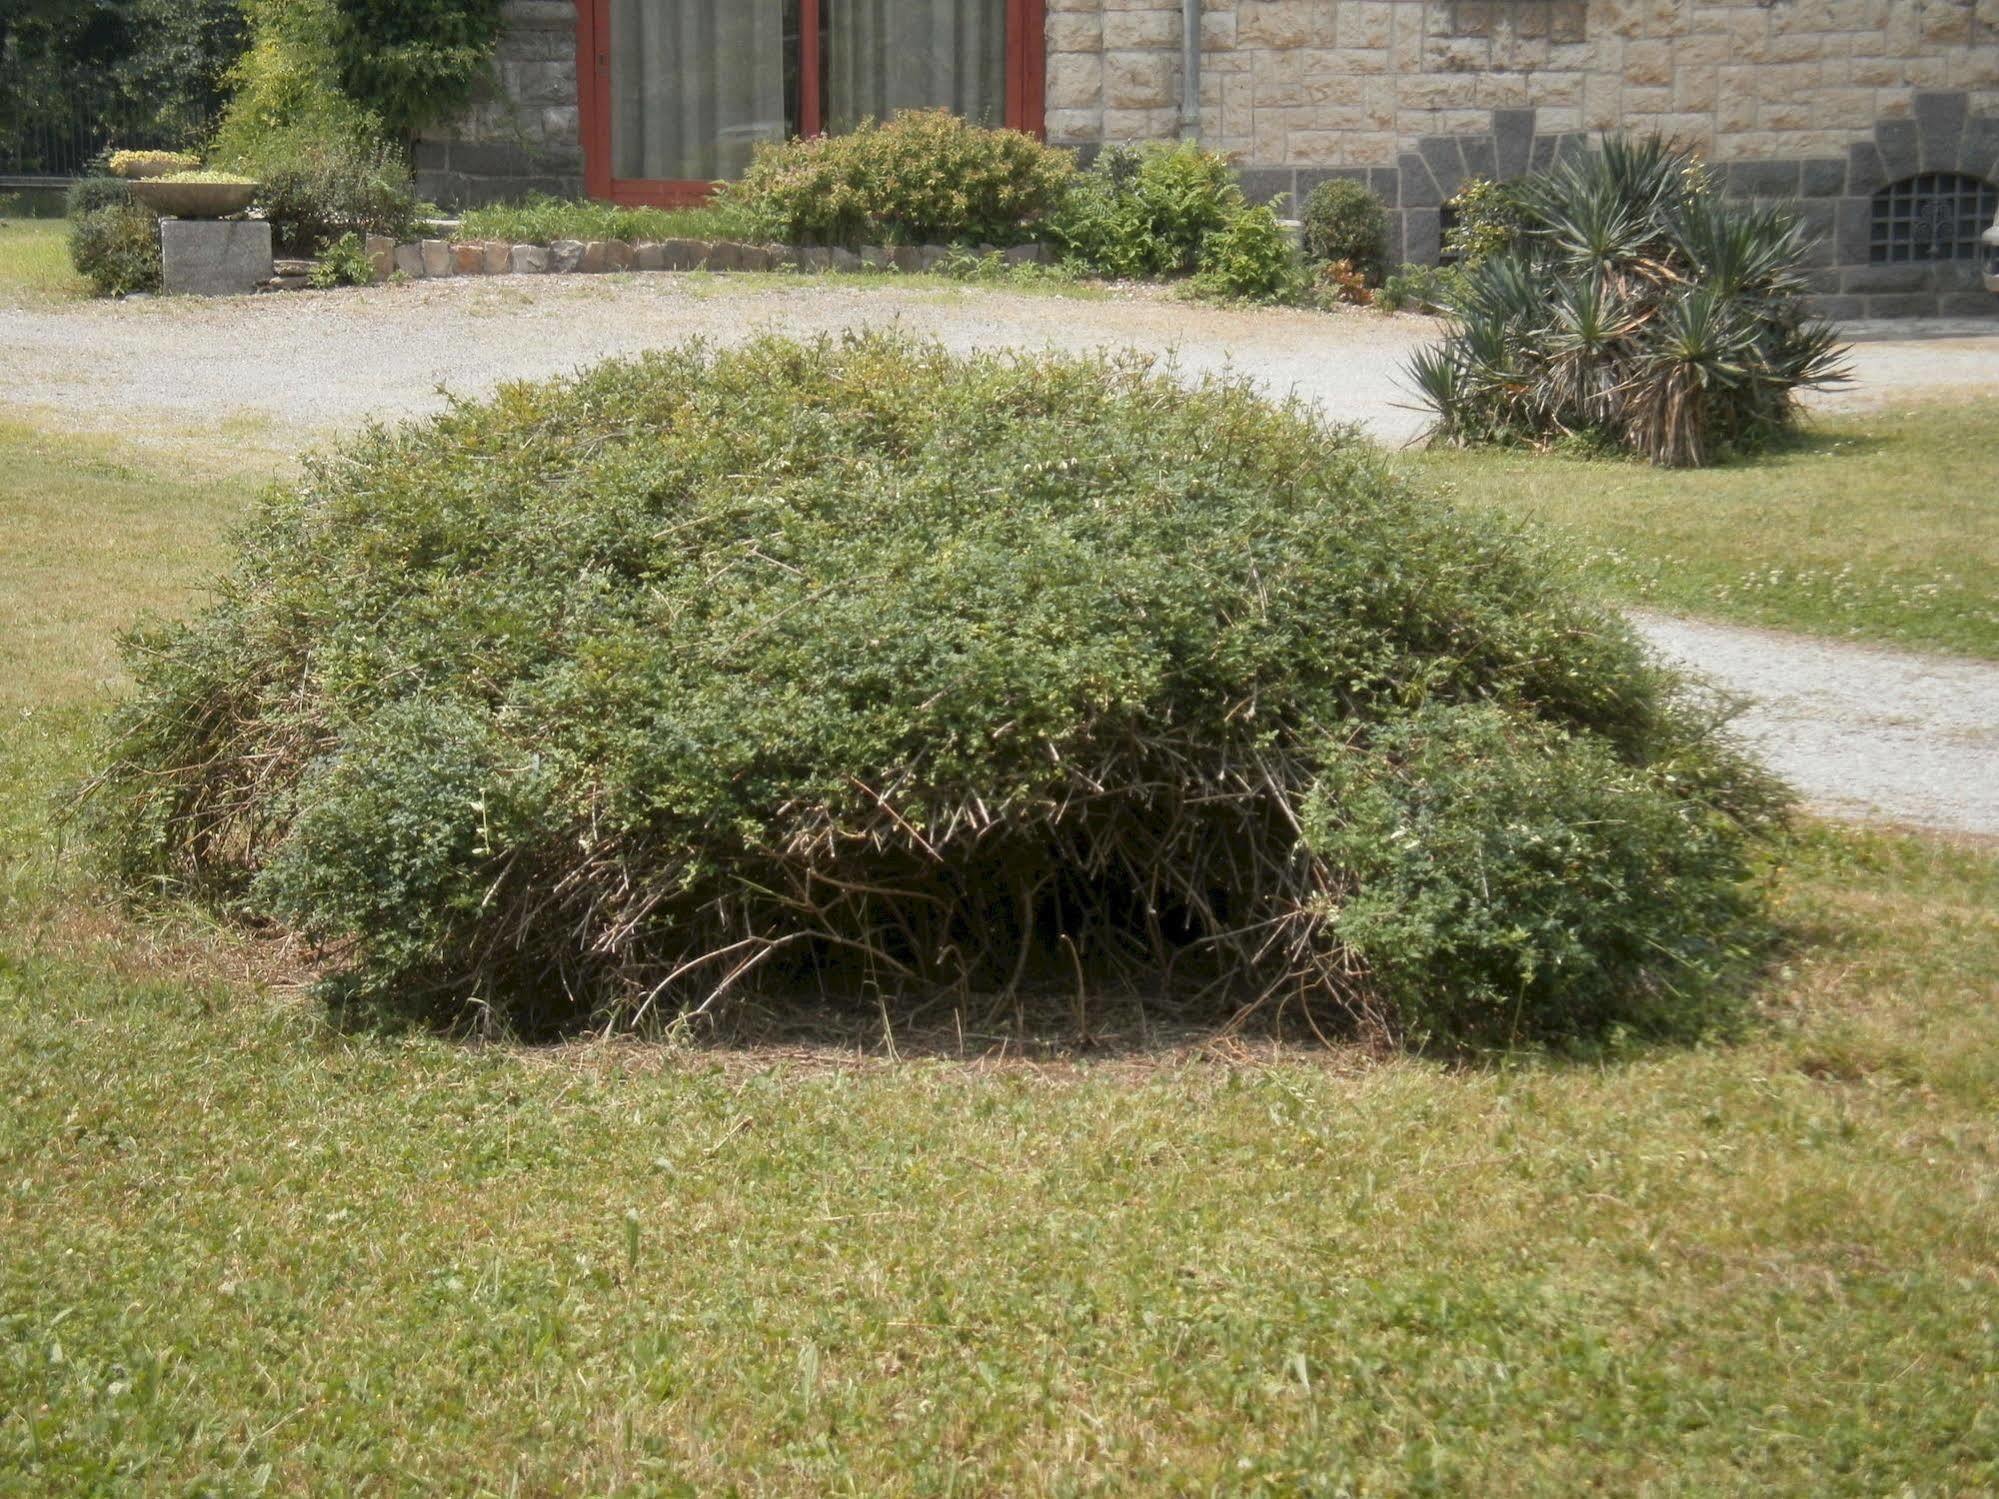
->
[[129, 180, 259, 219]]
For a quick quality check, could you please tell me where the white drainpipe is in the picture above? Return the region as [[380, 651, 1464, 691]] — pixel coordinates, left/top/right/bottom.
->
[[1181, 0, 1202, 139]]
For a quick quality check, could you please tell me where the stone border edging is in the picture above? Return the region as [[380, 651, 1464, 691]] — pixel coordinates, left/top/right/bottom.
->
[[361, 234, 1052, 283]]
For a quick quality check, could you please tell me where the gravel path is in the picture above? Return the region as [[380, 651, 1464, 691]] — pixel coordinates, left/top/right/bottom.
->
[[1632, 612, 1999, 836], [4, 274, 1997, 833]]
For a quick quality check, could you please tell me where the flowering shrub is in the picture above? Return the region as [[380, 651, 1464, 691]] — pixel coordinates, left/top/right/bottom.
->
[[725, 110, 1075, 246]]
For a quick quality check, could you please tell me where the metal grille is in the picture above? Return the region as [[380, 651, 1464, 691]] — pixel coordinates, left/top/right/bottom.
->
[[1870, 172, 1999, 264]]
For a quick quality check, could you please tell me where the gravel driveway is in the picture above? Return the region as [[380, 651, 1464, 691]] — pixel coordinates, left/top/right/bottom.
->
[[5, 273, 1997, 834]]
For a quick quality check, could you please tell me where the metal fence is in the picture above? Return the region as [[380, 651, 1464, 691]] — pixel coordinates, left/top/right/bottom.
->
[[0, 69, 189, 181]]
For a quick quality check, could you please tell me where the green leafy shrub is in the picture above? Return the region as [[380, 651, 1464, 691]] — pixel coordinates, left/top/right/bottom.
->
[[330, 0, 506, 140], [210, 0, 381, 168], [725, 110, 1075, 246], [309, 230, 376, 287], [1191, 200, 1305, 303], [1442, 175, 1522, 269], [68, 203, 162, 296], [1409, 135, 1849, 467], [1299, 178, 1389, 282], [1304, 703, 1772, 1045], [1375, 261, 1462, 314], [457, 194, 752, 246], [65, 177, 133, 219], [247, 135, 421, 255], [92, 335, 1780, 1043], [1047, 142, 1242, 277]]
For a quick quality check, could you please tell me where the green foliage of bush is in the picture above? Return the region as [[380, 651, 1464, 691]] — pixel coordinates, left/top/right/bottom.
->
[[1299, 178, 1389, 282], [65, 176, 133, 220], [330, 0, 505, 141], [210, 0, 381, 169], [1304, 703, 1773, 1045], [67, 202, 161, 296], [1409, 136, 1850, 467], [248, 135, 421, 256], [1375, 261, 1463, 315], [1046, 142, 1242, 277], [724, 110, 1075, 247], [457, 194, 753, 246], [309, 230, 376, 288], [1442, 176, 1522, 270], [1191, 199, 1306, 304], [93, 335, 1780, 1043]]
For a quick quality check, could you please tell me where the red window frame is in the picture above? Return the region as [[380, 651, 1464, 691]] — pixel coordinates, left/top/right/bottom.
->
[[576, 0, 1046, 206]]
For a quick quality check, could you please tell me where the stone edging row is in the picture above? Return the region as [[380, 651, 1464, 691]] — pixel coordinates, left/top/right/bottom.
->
[[357, 233, 1053, 282]]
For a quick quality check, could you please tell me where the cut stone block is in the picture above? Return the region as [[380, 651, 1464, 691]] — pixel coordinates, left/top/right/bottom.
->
[[829, 246, 862, 272], [483, 240, 512, 273], [420, 239, 453, 276], [366, 233, 393, 282], [393, 242, 424, 277], [452, 242, 485, 274], [658, 238, 704, 269], [159, 218, 272, 297], [736, 243, 775, 271], [604, 238, 634, 270], [634, 241, 665, 270], [550, 238, 585, 272], [703, 241, 740, 270], [511, 243, 549, 273]]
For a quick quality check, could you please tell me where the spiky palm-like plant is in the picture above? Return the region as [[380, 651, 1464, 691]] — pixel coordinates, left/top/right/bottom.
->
[[1410, 135, 1849, 466]]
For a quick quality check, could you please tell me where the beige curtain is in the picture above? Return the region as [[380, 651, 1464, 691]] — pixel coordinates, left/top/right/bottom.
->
[[610, 0, 787, 181], [825, 0, 1005, 132]]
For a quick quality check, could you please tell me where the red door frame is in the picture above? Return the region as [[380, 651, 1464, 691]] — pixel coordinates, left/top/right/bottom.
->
[[576, 0, 1046, 206]]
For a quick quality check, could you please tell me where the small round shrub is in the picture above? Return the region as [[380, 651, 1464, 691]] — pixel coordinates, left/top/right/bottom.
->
[[309, 230, 377, 287], [66, 176, 133, 219], [725, 110, 1075, 247], [1300, 178, 1389, 282], [93, 335, 1782, 1043], [1192, 200, 1305, 303], [1048, 142, 1243, 278], [68, 203, 162, 296], [1441, 176, 1521, 269]]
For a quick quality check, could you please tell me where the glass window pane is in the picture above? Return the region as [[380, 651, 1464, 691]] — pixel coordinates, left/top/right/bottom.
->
[[610, 0, 787, 182], [824, 0, 1006, 132]]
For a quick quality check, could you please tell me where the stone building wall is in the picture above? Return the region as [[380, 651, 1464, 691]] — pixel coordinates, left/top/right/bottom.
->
[[1049, 0, 1999, 316], [421, 0, 1999, 316], [415, 0, 586, 208]]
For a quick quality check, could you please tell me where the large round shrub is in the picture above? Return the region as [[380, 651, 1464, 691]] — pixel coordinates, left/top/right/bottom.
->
[[95, 336, 1782, 1042]]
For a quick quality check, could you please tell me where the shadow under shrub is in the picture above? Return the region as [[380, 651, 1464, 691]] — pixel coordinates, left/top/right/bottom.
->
[[90, 335, 1784, 1044], [1408, 135, 1849, 467]]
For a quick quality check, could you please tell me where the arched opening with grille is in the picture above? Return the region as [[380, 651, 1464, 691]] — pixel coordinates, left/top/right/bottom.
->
[[1869, 172, 1999, 264]]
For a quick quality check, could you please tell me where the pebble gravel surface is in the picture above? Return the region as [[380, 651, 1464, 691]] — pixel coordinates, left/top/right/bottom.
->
[[5, 274, 1996, 833]]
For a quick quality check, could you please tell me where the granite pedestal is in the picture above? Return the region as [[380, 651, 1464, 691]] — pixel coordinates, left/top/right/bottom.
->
[[160, 219, 272, 296]]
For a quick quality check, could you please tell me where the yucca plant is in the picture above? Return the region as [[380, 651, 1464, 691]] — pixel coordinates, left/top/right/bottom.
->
[[1410, 135, 1849, 466]]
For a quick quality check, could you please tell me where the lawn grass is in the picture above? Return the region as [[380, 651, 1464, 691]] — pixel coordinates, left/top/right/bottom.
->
[[1410, 396, 1999, 659], [0, 218, 88, 303], [2, 421, 1997, 1493]]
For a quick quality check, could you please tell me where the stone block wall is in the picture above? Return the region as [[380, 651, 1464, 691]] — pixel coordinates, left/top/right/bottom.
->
[[415, 0, 585, 208], [1050, 0, 1999, 315]]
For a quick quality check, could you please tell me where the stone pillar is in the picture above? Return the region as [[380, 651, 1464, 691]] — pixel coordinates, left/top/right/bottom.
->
[[160, 220, 274, 297]]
